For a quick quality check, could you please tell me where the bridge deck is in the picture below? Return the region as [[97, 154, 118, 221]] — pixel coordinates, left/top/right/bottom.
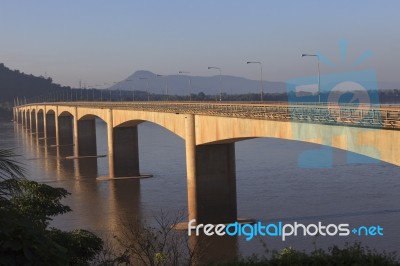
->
[[19, 101, 400, 130]]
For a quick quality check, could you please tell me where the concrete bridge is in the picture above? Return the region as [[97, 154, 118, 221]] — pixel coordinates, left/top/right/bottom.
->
[[13, 102, 400, 224]]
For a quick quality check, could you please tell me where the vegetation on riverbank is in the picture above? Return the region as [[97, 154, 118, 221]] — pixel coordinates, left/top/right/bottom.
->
[[217, 242, 399, 266], [0, 149, 106, 265]]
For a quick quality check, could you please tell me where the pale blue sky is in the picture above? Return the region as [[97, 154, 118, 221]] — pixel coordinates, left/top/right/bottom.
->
[[1, 1, 399, 88]]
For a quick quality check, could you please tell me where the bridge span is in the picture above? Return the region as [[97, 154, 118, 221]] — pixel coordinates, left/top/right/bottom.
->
[[13, 102, 400, 224]]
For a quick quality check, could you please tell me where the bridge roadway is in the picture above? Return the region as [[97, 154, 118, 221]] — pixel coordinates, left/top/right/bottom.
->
[[22, 101, 400, 128], [13, 102, 400, 225]]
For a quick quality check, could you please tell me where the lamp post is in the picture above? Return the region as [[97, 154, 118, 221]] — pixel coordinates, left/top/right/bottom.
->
[[246, 61, 263, 102], [179, 71, 192, 101], [156, 74, 169, 101], [301, 54, 320, 103], [97, 83, 108, 101], [139, 77, 150, 101], [124, 79, 135, 101], [112, 82, 123, 102], [208, 67, 223, 101]]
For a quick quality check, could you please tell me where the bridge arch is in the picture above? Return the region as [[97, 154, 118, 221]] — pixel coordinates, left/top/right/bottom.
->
[[112, 110, 186, 139], [46, 109, 56, 115], [195, 115, 395, 166], [46, 106, 56, 114], [37, 108, 45, 115], [114, 119, 185, 140], [79, 114, 107, 123], [76, 107, 108, 122]]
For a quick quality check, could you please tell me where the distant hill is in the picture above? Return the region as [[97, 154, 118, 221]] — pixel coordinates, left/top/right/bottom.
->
[[0, 63, 71, 103], [108, 70, 286, 95]]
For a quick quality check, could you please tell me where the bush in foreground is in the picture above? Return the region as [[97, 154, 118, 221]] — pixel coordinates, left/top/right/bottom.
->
[[0, 149, 106, 265], [219, 242, 399, 266]]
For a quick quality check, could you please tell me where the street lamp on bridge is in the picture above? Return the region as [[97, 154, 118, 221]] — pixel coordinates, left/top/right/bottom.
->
[[207, 66, 223, 101], [139, 77, 150, 101], [301, 53, 321, 103], [246, 61, 263, 102], [179, 71, 192, 101], [156, 74, 169, 101]]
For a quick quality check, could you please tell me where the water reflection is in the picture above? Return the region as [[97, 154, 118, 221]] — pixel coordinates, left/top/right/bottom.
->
[[75, 158, 98, 178]]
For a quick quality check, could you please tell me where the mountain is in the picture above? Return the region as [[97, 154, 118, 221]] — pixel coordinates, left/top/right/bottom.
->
[[108, 70, 286, 95], [0, 63, 71, 103]]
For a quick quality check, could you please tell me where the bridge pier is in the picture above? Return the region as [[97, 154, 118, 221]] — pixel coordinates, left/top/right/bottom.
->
[[30, 111, 35, 133], [185, 114, 237, 224], [195, 143, 237, 224], [45, 113, 56, 145], [37, 111, 44, 138], [22, 111, 28, 129], [77, 119, 97, 156], [58, 116, 73, 146], [112, 126, 140, 177], [20, 111, 23, 126], [27, 112, 29, 127]]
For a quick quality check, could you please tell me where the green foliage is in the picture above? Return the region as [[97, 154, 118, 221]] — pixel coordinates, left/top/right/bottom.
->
[[0, 149, 24, 200], [0, 206, 68, 266], [49, 229, 103, 265], [218, 242, 399, 266], [10, 179, 71, 228], [0, 149, 105, 265]]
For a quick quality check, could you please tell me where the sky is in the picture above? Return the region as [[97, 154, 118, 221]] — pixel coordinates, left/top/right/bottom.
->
[[1, 0, 399, 88]]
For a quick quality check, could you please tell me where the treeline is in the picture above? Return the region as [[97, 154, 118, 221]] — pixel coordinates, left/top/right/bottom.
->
[[0, 63, 71, 103]]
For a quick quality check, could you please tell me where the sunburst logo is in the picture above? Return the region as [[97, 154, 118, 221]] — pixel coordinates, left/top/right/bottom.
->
[[286, 39, 380, 168]]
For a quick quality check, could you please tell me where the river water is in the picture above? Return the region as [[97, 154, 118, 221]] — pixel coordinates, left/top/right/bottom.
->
[[1, 120, 399, 260]]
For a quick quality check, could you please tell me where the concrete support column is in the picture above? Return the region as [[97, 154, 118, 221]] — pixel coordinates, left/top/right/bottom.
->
[[73, 107, 79, 157], [45, 113, 56, 145], [185, 114, 198, 222], [195, 143, 237, 224], [32, 112, 36, 133], [35, 108, 39, 135], [113, 126, 140, 177], [29, 111, 33, 132], [107, 109, 114, 178], [24, 111, 28, 129], [77, 119, 97, 156], [58, 116, 73, 145], [55, 108, 59, 146], [43, 109, 47, 140], [37, 112, 44, 137]]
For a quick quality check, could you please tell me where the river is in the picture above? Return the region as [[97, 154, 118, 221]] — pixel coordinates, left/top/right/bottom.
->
[[1, 120, 399, 261]]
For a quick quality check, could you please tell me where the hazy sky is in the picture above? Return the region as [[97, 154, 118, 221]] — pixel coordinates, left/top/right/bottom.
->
[[1, 1, 399, 88]]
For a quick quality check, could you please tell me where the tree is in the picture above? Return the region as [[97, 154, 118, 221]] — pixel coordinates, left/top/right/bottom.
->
[[0, 149, 104, 265], [0, 149, 24, 201]]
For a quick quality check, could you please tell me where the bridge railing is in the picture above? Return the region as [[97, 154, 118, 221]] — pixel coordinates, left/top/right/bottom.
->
[[16, 101, 400, 130]]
